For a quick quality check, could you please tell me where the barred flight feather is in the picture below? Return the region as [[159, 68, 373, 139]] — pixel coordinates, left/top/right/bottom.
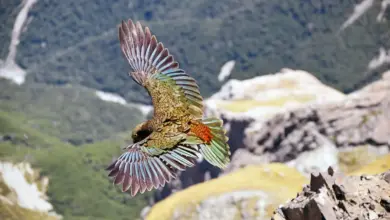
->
[[119, 19, 203, 118], [106, 143, 199, 196]]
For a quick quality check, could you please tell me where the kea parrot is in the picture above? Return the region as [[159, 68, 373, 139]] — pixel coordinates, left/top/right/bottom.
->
[[106, 19, 231, 197]]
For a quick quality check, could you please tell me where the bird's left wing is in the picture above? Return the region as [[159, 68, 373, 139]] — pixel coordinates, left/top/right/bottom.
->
[[119, 19, 203, 119]]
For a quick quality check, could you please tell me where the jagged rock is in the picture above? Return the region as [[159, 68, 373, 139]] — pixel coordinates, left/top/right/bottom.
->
[[272, 168, 390, 220]]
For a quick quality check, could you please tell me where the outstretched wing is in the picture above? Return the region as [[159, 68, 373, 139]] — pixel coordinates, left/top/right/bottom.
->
[[119, 19, 203, 119], [106, 140, 200, 197]]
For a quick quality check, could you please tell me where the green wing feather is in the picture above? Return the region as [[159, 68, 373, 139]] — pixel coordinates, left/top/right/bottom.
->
[[118, 19, 203, 118]]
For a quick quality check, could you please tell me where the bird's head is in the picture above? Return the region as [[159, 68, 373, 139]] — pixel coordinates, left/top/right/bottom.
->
[[131, 121, 152, 143]]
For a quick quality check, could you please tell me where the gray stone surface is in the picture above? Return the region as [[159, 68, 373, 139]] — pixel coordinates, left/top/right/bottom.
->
[[226, 72, 390, 173], [272, 168, 390, 220]]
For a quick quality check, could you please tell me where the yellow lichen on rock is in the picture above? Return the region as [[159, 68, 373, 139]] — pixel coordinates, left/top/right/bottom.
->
[[216, 94, 315, 113], [338, 146, 388, 174], [146, 163, 308, 220], [348, 154, 390, 176]]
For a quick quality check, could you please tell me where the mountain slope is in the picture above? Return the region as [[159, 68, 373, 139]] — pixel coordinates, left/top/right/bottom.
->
[[0, 79, 144, 145], [0, 110, 149, 220], [1, 0, 389, 104]]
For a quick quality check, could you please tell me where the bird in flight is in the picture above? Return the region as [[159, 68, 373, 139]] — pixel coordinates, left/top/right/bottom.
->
[[106, 19, 231, 197]]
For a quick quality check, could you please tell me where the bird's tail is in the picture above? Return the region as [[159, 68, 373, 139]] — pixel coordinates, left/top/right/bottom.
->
[[196, 118, 231, 168]]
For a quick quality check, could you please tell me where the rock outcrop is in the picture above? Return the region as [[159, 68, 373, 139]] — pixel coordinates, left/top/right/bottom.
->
[[227, 71, 390, 176], [205, 68, 346, 121], [272, 167, 390, 220]]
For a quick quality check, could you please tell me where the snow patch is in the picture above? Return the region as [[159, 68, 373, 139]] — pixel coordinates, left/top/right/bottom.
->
[[340, 0, 390, 31], [218, 60, 235, 82], [136, 104, 153, 116], [0, 0, 37, 85], [0, 162, 57, 214], [95, 90, 127, 105], [95, 90, 153, 116], [0, 61, 26, 85], [377, 0, 390, 22], [339, 0, 374, 31], [368, 47, 390, 70]]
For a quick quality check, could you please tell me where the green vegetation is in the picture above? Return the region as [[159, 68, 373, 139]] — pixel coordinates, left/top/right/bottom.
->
[[0, 202, 59, 220], [0, 79, 144, 145], [0, 78, 150, 219], [0, 0, 387, 104], [0, 109, 150, 220]]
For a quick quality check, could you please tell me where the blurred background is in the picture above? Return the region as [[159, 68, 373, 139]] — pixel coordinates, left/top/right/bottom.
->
[[0, 0, 389, 219]]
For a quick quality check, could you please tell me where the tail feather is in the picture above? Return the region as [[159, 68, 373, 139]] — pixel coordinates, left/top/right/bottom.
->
[[199, 118, 230, 168]]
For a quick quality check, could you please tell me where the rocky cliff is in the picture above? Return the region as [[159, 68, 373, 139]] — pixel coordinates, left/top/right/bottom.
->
[[228, 70, 390, 176]]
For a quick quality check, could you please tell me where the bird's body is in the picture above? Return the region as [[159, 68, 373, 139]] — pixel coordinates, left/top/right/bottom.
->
[[106, 19, 231, 197]]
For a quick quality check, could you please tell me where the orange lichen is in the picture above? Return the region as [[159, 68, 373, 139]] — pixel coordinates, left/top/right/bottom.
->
[[190, 123, 213, 144]]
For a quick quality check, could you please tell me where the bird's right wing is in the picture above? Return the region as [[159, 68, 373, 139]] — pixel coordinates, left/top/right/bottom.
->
[[106, 138, 200, 197], [119, 19, 204, 119]]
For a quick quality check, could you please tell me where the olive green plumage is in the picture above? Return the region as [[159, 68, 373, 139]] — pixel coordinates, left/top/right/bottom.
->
[[106, 19, 231, 197]]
